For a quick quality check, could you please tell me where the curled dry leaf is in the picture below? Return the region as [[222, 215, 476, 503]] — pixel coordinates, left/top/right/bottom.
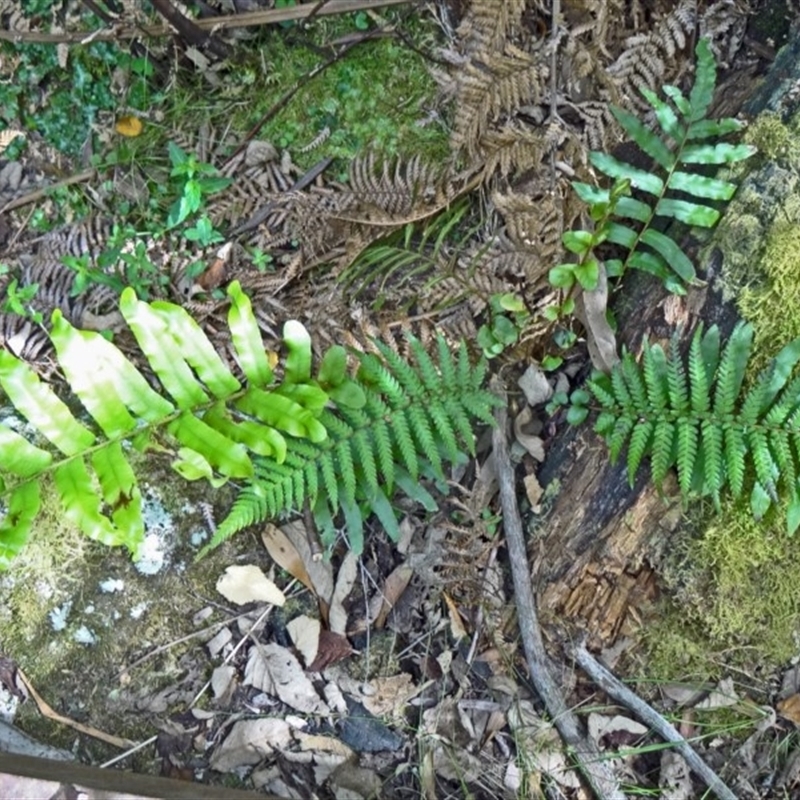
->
[[307, 630, 356, 672], [777, 693, 800, 725], [210, 718, 292, 772], [244, 643, 328, 715], [261, 522, 316, 595], [575, 263, 619, 373], [518, 363, 552, 406], [286, 614, 321, 667], [371, 563, 413, 629], [216, 565, 285, 606], [513, 406, 545, 461], [329, 551, 358, 635]]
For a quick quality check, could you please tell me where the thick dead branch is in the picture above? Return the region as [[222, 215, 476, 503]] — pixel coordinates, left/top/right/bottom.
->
[[492, 383, 624, 800], [571, 642, 738, 800], [0, 0, 416, 44]]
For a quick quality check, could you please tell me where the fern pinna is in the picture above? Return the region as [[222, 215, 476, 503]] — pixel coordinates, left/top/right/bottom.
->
[[0, 280, 498, 568], [569, 323, 800, 534], [550, 38, 755, 295]]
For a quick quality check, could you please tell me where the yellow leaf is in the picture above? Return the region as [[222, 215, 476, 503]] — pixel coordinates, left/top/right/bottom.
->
[[115, 115, 143, 138]]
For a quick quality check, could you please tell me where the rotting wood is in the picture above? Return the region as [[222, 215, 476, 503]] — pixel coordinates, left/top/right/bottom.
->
[[531, 28, 800, 650], [0, 751, 272, 800]]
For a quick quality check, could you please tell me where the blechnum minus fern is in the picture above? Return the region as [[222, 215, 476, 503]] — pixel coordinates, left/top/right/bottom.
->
[[0, 281, 500, 568], [569, 323, 800, 534], [549, 37, 755, 303]]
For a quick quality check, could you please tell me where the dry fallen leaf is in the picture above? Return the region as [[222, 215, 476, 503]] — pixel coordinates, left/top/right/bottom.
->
[[442, 591, 468, 640], [778, 693, 800, 724], [210, 718, 292, 772], [575, 264, 619, 373], [286, 614, 321, 667], [513, 406, 545, 461], [261, 523, 315, 595], [372, 563, 413, 629], [307, 630, 356, 672], [216, 565, 285, 606], [244, 643, 328, 715], [329, 551, 358, 635]]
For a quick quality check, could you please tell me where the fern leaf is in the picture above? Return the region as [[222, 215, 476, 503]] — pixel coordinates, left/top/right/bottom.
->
[[666, 337, 689, 411], [700, 420, 724, 496], [610, 105, 673, 170], [609, 416, 635, 463], [713, 323, 753, 418], [627, 420, 654, 485], [642, 340, 669, 411], [688, 329, 710, 414], [0, 349, 95, 455], [723, 424, 747, 498], [651, 419, 676, 486], [687, 38, 716, 123], [0, 482, 41, 567], [676, 418, 699, 496]]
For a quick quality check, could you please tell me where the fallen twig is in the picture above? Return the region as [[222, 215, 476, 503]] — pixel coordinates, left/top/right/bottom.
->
[[0, 169, 96, 215], [0, 0, 416, 44], [571, 641, 738, 800], [492, 382, 624, 800]]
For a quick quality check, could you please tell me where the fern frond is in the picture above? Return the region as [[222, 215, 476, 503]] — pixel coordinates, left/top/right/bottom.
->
[[572, 322, 800, 534], [0, 281, 500, 566], [570, 38, 755, 290]]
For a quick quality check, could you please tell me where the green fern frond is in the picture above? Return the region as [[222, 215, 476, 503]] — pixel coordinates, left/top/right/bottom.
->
[[207, 337, 502, 555], [570, 322, 800, 535], [556, 38, 755, 294], [0, 281, 499, 567]]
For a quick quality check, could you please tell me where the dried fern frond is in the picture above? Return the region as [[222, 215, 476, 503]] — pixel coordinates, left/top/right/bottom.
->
[[458, 0, 526, 54], [452, 44, 544, 158]]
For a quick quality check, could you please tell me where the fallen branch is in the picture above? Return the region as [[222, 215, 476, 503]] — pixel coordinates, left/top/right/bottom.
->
[[0, 0, 416, 44], [492, 382, 624, 800], [571, 641, 738, 800], [0, 169, 96, 215]]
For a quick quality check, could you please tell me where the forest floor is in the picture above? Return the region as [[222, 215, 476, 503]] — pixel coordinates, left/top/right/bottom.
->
[[1, 1, 800, 798]]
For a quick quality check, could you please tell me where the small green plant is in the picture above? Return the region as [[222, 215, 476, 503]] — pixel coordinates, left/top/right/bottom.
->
[[166, 142, 231, 230], [0, 282, 499, 567], [477, 293, 531, 358], [569, 322, 800, 534], [550, 38, 755, 300]]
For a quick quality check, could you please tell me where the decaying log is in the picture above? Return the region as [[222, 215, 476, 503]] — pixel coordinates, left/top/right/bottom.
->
[[530, 29, 800, 650]]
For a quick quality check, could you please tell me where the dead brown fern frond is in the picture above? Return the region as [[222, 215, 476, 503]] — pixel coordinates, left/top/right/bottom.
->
[[479, 124, 546, 178], [452, 44, 545, 158], [607, 0, 697, 109], [458, 0, 527, 54]]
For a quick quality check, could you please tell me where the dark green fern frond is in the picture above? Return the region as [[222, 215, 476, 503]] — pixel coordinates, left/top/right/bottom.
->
[[206, 337, 502, 556], [551, 38, 755, 296], [570, 322, 800, 534]]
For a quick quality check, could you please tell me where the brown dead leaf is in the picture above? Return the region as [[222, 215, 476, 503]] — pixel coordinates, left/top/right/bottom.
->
[[197, 241, 233, 290], [778, 693, 800, 724], [361, 673, 419, 719], [264, 521, 334, 624], [513, 406, 545, 461], [442, 591, 468, 640], [307, 630, 356, 672], [372, 563, 413, 629], [216, 565, 285, 606], [575, 263, 619, 372], [210, 718, 292, 771], [261, 523, 315, 593], [523, 473, 543, 509]]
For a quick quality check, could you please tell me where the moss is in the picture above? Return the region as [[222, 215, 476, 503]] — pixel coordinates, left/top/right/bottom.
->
[[644, 502, 800, 680], [744, 111, 800, 165], [736, 220, 800, 369]]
